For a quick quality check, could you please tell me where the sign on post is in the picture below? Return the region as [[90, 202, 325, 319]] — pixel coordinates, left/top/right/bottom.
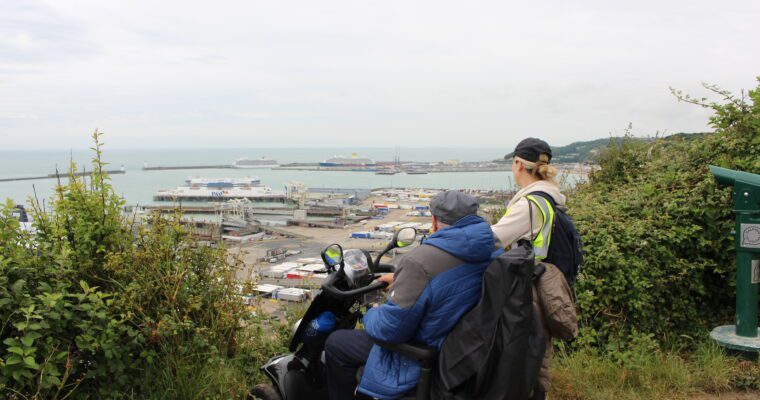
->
[[741, 224, 760, 248]]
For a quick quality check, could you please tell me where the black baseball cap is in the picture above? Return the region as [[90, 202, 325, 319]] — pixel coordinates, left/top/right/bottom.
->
[[504, 138, 552, 163], [430, 190, 479, 225]]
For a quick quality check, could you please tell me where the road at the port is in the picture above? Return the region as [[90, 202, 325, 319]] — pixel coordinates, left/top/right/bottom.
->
[[227, 199, 429, 282]]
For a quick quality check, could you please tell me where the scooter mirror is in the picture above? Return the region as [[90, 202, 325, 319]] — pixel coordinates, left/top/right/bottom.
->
[[373, 228, 418, 268], [321, 244, 343, 269], [396, 227, 417, 248]]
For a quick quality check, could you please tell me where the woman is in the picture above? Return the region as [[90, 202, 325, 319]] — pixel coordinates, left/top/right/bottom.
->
[[492, 138, 578, 400], [492, 137, 563, 252]]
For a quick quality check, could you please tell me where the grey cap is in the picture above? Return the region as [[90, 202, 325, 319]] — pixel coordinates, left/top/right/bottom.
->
[[429, 190, 479, 225]]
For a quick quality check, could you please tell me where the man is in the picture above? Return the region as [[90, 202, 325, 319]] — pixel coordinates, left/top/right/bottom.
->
[[325, 190, 498, 400]]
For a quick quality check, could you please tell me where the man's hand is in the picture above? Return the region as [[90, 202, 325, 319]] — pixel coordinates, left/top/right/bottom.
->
[[375, 273, 394, 291]]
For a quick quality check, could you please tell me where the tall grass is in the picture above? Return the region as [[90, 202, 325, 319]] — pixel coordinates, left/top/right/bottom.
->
[[143, 351, 249, 400], [551, 341, 759, 400], [138, 301, 305, 398]]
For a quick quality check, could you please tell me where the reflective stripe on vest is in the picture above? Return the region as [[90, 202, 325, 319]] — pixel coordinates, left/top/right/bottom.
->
[[502, 195, 555, 259]]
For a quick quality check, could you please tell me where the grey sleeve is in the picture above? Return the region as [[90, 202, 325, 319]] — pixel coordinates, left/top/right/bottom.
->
[[389, 257, 431, 308]]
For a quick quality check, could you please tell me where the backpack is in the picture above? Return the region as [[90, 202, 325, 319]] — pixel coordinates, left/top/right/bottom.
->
[[529, 191, 583, 286], [434, 242, 545, 400]]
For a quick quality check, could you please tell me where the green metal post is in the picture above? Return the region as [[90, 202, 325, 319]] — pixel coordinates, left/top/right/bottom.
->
[[735, 250, 758, 337], [709, 166, 760, 353], [734, 181, 760, 337]]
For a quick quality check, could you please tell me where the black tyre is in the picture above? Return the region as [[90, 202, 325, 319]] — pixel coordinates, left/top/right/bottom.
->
[[250, 383, 282, 400]]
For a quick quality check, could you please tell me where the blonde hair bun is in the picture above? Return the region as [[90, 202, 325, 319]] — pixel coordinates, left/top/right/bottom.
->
[[517, 153, 557, 181]]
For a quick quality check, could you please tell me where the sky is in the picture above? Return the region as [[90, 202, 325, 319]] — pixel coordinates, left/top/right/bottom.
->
[[1, 0, 759, 150]]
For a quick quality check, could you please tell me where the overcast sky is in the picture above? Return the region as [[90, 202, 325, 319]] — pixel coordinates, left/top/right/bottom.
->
[[1, 0, 758, 150]]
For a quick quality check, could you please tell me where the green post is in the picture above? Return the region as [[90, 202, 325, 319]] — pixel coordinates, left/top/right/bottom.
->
[[710, 166, 760, 353], [736, 251, 758, 336]]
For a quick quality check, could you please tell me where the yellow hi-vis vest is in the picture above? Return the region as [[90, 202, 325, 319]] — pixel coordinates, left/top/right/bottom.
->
[[503, 195, 555, 259]]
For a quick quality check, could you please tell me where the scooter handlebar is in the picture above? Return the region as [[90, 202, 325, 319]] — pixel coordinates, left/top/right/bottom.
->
[[320, 272, 389, 299]]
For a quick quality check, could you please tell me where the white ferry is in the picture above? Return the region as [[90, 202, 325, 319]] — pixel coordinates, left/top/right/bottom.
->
[[320, 154, 376, 168], [154, 177, 288, 203], [233, 157, 279, 169]]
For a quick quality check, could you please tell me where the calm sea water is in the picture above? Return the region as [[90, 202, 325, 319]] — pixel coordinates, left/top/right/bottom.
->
[[0, 148, 535, 206]]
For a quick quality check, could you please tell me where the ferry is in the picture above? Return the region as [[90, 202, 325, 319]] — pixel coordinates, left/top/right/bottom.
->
[[319, 154, 376, 168], [233, 157, 279, 169], [154, 177, 289, 203], [375, 167, 398, 175]]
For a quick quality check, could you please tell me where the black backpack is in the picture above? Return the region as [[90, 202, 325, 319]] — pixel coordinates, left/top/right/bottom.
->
[[434, 242, 545, 400], [529, 191, 583, 286]]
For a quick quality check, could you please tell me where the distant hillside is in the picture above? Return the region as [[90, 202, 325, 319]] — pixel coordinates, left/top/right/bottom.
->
[[550, 133, 711, 164], [550, 138, 622, 163]]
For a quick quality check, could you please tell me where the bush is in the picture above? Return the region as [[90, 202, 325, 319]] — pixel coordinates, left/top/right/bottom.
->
[[0, 132, 248, 398], [570, 80, 760, 349]]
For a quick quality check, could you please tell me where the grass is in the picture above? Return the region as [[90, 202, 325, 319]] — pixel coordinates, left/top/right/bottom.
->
[[138, 301, 303, 399], [136, 302, 759, 400], [143, 351, 250, 400], [551, 341, 759, 400]]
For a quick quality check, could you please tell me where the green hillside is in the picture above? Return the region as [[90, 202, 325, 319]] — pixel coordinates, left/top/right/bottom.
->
[[551, 133, 710, 163]]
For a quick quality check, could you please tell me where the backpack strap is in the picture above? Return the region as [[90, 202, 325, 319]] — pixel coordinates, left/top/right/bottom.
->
[[529, 190, 556, 208], [531, 190, 572, 213]]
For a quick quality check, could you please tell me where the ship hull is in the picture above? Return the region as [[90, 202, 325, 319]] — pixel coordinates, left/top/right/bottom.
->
[[153, 193, 289, 203]]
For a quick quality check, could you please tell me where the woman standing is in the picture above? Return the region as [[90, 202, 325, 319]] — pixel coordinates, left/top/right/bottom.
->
[[493, 137, 563, 253], [492, 138, 578, 400]]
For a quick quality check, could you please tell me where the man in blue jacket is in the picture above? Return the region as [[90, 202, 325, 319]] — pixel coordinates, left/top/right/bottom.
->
[[325, 190, 498, 399]]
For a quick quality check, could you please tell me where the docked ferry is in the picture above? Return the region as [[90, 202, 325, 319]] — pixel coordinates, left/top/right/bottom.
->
[[233, 157, 279, 169], [154, 177, 288, 203], [319, 154, 376, 168]]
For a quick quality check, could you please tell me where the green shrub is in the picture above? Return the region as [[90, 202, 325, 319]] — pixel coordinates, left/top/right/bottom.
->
[[0, 131, 248, 398], [570, 80, 760, 349]]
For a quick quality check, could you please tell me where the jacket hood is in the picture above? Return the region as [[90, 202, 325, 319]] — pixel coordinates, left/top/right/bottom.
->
[[508, 180, 566, 208], [423, 214, 495, 263]]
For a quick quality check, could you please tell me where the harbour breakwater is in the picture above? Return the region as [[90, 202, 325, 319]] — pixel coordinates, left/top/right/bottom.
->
[[0, 169, 126, 182]]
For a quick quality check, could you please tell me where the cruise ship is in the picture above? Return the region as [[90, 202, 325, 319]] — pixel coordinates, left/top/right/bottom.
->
[[319, 154, 376, 168], [233, 157, 279, 169], [154, 177, 288, 203]]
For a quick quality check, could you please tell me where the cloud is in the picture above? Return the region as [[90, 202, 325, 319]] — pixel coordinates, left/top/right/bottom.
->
[[0, 0, 758, 149], [0, 1, 99, 64]]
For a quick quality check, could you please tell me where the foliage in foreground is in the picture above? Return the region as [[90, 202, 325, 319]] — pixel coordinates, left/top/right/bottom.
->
[[569, 80, 760, 350], [0, 132, 252, 398]]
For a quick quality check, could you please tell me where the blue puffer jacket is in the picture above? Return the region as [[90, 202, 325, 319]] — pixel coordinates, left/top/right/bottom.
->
[[359, 215, 499, 399]]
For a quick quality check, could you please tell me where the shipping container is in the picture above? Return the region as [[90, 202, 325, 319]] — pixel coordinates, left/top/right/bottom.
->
[[254, 284, 283, 296], [262, 262, 299, 278], [274, 288, 309, 302]]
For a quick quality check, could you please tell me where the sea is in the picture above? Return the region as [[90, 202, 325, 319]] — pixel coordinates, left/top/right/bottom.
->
[[0, 148, 575, 206]]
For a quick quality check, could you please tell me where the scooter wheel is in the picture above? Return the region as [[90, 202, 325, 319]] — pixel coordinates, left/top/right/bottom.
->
[[250, 383, 282, 400]]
